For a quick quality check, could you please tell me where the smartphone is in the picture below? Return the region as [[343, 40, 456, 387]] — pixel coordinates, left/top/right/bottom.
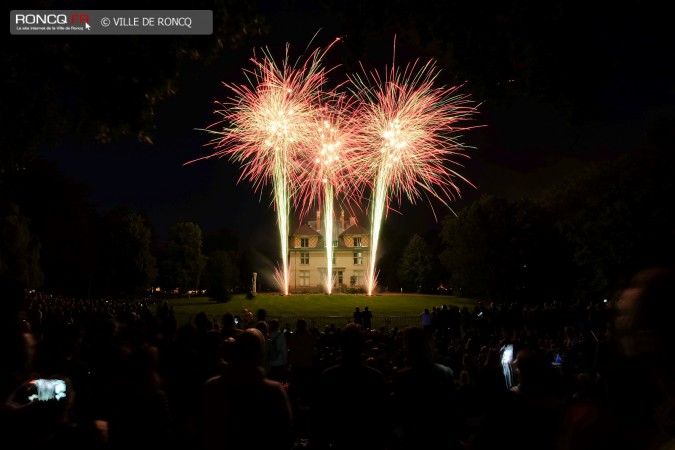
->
[[501, 344, 515, 389], [501, 344, 513, 366], [27, 379, 67, 402]]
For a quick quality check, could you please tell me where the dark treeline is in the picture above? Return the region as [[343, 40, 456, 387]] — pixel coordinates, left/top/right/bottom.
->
[[2, 127, 674, 306], [454, 132, 675, 303], [0, 161, 242, 300], [372, 126, 675, 304]]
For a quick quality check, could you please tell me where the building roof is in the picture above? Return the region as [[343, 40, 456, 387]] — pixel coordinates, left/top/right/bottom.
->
[[342, 223, 369, 235], [293, 224, 321, 236], [291, 217, 369, 238]]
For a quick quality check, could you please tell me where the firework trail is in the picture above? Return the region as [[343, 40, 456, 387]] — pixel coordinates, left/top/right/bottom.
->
[[295, 92, 362, 294], [189, 39, 341, 295], [349, 56, 480, 295]]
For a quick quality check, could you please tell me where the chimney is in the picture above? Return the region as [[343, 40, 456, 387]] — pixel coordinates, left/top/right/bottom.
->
[[315, 209, 321, 231], [340, 209, 345, 231], [350, 216, 356, 226]]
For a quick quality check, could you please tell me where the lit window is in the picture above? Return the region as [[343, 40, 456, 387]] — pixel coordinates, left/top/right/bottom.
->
[[353, 252, 363, 265], [353, 270, 363, 285]]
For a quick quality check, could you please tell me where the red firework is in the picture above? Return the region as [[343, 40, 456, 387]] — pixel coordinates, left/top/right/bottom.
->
[[349, 56, 481, 219], [292, 90, 364, 221], [189, 42, 330, 195]]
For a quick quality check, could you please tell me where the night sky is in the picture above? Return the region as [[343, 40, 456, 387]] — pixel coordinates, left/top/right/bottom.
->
[[27, 1, 675, 249]]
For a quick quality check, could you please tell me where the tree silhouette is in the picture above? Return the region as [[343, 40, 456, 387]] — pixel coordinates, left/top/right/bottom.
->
[[159, 221, 207, 293], [98, 209, 158, 297], [398, 234, 434, 292]]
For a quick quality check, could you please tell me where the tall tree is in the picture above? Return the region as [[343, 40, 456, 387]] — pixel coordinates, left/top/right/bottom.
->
[[510, 198, 575, 303], [439, 195, 519, 301], [397, 234, 434, 292], [543, 139, 675, 300], [0, 201, 43, 291], [5, 160, 97, 296], [159, 221, 207, 293], [375, 221, 408, 292], [202, 250, 240, 302], [98, 209, 158, 298]]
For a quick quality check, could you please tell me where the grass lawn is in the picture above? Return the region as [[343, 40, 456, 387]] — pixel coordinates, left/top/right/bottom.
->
[[163, 292, 479, 328]]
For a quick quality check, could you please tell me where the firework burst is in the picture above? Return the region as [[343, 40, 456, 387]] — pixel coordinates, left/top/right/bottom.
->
[[294, 92, 363, 293], [349, 56, 480, 295], [189, 40, 340, 295]]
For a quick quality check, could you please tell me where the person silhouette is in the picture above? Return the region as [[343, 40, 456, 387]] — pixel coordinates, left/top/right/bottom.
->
[[391, 326, 460, 449], [311, 323, 392, 449], [202, 327, 294, 450], [287, 318, 318, 439], [267, 318, 289, 383], [558, 266, 675, 450], [4, 375, 109, 450], [353, 307, 363, 326], [362, 306, 373, 330], [220, 312, 242, 340], [420, 308, 432, 332]]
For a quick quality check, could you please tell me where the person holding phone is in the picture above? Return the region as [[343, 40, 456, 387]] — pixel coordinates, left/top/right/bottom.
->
[[4, 376, 109, 449], [220, 312, 243, 340], [5, 377, 71, 410]]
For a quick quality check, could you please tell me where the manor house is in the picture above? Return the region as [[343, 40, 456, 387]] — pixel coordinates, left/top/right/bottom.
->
[[288, 209, 371, 293]]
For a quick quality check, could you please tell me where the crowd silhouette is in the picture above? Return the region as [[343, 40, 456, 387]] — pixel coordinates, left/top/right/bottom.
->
[[3, 265, 675, 449]]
